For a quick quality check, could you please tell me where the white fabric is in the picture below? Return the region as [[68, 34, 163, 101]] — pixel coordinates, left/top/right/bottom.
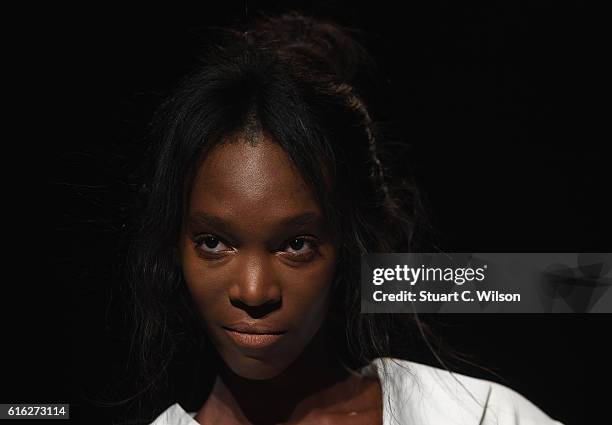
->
[[149, 357, 564, 424]]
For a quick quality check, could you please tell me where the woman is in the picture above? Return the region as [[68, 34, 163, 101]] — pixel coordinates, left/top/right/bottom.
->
[[128, 12, 563, 425]]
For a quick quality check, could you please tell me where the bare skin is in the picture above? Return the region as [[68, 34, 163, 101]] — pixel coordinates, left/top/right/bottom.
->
[[196, 325, 382, 424], [179, 131, 382, 424]]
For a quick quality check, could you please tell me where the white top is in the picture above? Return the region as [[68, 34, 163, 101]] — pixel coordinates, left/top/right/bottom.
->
[[149, 357, 564, 424]]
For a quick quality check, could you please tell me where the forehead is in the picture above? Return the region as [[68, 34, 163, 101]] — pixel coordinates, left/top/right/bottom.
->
[[188, 135, 320, 220]]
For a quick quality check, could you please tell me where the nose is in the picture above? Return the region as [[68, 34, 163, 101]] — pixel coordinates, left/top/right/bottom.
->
[[229, 251, 282, 318]]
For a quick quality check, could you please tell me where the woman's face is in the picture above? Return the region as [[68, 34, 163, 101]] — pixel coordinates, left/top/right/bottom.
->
[[180, 133, 337, 380]]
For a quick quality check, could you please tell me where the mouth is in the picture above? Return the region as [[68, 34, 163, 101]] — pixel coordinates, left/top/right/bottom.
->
[[223, 327, 287, 350]]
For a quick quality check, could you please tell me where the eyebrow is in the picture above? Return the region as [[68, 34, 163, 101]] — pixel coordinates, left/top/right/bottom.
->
[[187, 211, 324, 233]]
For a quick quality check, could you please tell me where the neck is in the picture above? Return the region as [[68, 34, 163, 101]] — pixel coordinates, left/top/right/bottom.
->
[[200, 323, 351, 425]]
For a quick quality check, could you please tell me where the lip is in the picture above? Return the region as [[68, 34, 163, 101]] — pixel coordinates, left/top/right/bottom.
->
[[223, 327, 286, 350], [223, 323, 286, 335]]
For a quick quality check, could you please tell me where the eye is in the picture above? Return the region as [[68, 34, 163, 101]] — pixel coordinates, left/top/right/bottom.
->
[[283, 237, 319, 258], [194, 234, 232, 255]]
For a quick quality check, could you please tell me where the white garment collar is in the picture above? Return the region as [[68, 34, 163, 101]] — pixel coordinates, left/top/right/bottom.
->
[[150, 357, 562, 424]]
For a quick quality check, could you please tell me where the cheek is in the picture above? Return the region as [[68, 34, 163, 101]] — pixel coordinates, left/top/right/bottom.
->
[[280, 255, 337, 330], [285, 263, 335, 303], [184, 261, 335, 305], [180, 250, 225, 317]]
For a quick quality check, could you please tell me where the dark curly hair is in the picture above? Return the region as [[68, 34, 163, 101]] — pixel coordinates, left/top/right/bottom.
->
[[122, 11, 434, 424]]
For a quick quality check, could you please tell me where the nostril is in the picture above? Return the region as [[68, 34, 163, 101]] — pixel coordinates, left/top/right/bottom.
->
[[231, 298, 282, 318]]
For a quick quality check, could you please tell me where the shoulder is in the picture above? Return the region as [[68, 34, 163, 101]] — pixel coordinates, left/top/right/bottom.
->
[[148, 403, 198, 425], [362, 357, 564, 425]]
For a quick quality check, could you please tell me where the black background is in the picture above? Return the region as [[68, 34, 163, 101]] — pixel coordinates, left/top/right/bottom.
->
[[4, 1, 608, 424]]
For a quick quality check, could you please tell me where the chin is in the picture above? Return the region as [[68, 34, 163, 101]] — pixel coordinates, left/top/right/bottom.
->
[[223, 351, 293, 380]]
